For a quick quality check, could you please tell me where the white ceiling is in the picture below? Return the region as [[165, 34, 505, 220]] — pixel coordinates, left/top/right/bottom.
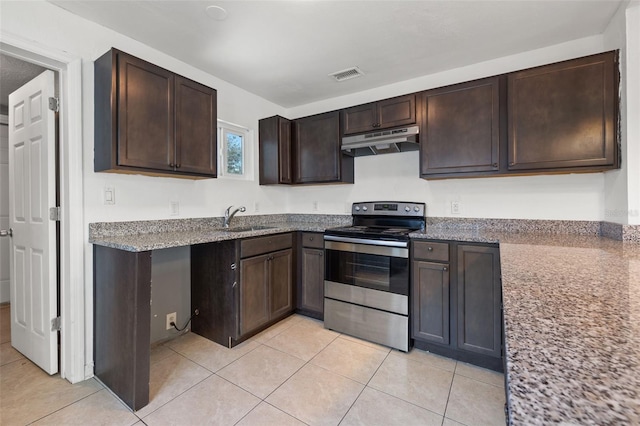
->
[[48, 0, 624, 108]]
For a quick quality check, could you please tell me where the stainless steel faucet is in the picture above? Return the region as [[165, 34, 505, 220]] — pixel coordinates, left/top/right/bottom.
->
[[223, 205, 246, 228]]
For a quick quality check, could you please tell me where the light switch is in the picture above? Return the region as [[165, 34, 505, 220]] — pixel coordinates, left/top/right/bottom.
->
[[170, 201, 179, 216], [104, 186, 115, 205]]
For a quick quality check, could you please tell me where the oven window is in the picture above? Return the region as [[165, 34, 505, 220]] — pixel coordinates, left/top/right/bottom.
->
[[324, 249, 409, 295]]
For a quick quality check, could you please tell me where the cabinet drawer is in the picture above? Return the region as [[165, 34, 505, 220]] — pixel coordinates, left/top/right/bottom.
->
[[413, 241, 449, 262], [241, 233, 292, 258], [301, 232, 324, 249]]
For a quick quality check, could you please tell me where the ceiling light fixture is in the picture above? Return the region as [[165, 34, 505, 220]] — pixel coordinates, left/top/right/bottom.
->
[[329, 66, 364, 82], [205, 5, 228, 21]]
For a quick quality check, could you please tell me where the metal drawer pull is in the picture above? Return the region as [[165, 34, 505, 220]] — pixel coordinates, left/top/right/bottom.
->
[[0, 229, 12, 237], [427, 246, 433, 251], [443, 267, 448, 271]]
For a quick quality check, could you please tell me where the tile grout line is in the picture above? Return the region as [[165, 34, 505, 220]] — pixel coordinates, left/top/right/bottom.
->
[[24, 384, 105, 425], [335, 347, 393, 425], [229, 332, 340, 426], [135, 349, 214, 421], [441, 361, 459, 426]]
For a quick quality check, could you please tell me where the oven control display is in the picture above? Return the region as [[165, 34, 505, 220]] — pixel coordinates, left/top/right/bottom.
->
[[374, 203, 398, 211]]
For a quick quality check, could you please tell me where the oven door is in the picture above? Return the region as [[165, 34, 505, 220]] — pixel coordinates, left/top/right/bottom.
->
[[324, 236, 409, 296]]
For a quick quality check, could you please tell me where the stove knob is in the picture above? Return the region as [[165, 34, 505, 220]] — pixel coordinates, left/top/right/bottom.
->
[[414, 206, 420, 212], [362, 206, 368, 211], [354, 206, 360, 211], [404, 206, 411, 212]]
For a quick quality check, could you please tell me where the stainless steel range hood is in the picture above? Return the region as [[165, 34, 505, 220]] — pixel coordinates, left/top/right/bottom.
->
[[341, 125, 419, 156]]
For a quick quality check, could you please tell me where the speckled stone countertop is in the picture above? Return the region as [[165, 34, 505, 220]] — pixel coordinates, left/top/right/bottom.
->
[[415, 229, 640, 424], [88, 214, 351, 252], [90, 218, 640, 423]]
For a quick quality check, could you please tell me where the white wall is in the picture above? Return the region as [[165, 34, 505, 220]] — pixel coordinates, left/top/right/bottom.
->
[[602, 1, 640, 226], [624, 3, 640, 225], [287, 35, 619, 220]]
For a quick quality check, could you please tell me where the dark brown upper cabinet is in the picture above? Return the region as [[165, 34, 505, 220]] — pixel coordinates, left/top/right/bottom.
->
[[342, 94, 416, 135], [95, 48, 217, 178], [293, 111, 354, 184], [420, 77, 501, 177], [259, 111, 353, 185], [259, 115, 292, 184], [508, 51, 618, 171]]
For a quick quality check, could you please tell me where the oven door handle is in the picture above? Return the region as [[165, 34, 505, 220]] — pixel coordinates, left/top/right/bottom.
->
[[324, 235, 408, 248], [324, 236, 409, 258]]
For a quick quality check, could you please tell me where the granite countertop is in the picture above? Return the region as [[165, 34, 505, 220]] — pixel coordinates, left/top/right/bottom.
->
[[89, 221, 329, 252], [414, 229, 640, 424], [90, 218, 640, 423]]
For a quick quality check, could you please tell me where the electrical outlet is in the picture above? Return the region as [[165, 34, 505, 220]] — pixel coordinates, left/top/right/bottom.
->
[[166, 312, 177, 330], [451, 201, 461, 215]]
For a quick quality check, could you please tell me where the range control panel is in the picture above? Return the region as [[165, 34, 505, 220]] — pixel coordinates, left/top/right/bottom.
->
[[352, 201, 425, 217]]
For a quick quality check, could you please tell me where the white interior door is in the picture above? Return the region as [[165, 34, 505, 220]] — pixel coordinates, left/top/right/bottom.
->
[[0, 122, 9, 303], [8, 70, 58, 375]]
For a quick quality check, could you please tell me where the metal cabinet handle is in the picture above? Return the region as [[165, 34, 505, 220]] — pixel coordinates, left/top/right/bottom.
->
[[169, 163, 175, 168], [0, 229, 12, 237], [492, 163, 498, 168], [427, 246, 433, 251], [176, 164, 181, 168], [230, 263, 236, 270], [309, 236, 314, 241], [509, 162, 515, 166], [443, 267, 448, 271]]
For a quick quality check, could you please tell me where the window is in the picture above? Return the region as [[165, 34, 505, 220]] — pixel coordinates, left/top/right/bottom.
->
[[218, 120, 253, 180]]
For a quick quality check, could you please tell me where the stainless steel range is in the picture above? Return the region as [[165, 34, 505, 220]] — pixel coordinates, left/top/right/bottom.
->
[[323, 201, 425, 352]]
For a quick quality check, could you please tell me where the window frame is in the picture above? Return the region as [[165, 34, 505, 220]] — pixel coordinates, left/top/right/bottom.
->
[[217, 119, 254, 180]]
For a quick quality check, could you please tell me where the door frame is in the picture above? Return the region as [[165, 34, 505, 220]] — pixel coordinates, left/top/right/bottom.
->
[[1, 31, 86, 383]]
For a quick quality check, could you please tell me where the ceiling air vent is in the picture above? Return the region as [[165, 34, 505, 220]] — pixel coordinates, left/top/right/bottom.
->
[[329, 67, 364, 82]]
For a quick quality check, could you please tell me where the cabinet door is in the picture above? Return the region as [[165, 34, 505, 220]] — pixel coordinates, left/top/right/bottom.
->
[[508, 51, 617, 170], [259, 116, 291, 184], [377, 94, 416, 129], [421, 77, 500, 176], [457, 245, 501, 358], [293, 111, 341, 183], [175, 76, 217, 176], [412, 260, 450, 345], [270, 249, 293, 319], [342, 103, 377, 135], [300, 247, 324, 316], [117, 52, 174, 171], [239, 254, 270, 336]]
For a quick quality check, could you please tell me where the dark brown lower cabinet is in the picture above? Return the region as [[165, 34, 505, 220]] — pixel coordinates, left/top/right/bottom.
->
[[239, 253, 271, 336], [240, 248, 293, 336], [297, 232, 325, 319], [457, 244, 502, 358], [412, 261, 449, 345], [411, 240, 503, 371], [238, 234, 294, 339], [191, 233, 294, 347]]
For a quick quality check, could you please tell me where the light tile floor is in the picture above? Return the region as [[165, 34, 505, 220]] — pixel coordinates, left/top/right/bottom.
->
[[0, 307, 506, 426]]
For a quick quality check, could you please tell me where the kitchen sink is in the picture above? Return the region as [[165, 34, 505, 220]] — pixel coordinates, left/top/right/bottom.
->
[[224, 225, 277, 232]]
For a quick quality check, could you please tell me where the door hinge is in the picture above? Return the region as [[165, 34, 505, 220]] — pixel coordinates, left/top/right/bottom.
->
[[48, 97, 59, 112], [51, 316, 61, 331], [49, 206, 61, 221]]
